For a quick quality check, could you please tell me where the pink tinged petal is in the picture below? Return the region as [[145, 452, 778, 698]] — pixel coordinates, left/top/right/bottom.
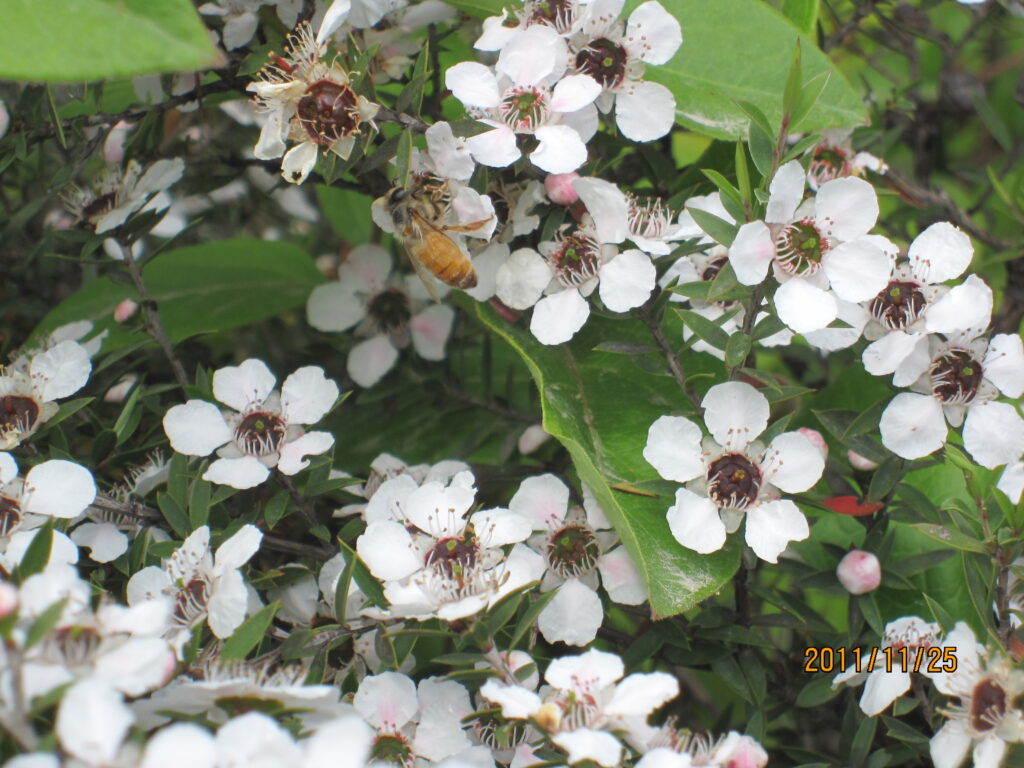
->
[[22, 460, 95, 518], [213, 358, 276, 412], [278, 430, 335, 475], [445, 62, 501, 108], [163, 400, 232, 455], [480, 680, 543, 719], [281, 366, 339, 424], [745, 498, 808, 563], [425, 121, 475, 182], [411, 304, 455, 360], [984, 333, 1024, 398], [307, 282, 365, 332], [599, 249, 656, 311], [496, 248, 551, 309], [761, 431, 825, 493], [909, 222, 973, 283], [71, 522, 128, 563], [643, 415, 704, 483], [814, 176, 878, 241], [347, 334, 399, 388], [203, 456, 271, 489], [605, 671, 679, 716], [142, 723, 216, 768], [57, 680, 133, 765], [929, 719, 972, 768], [626, 1, 682, 64], [666, 487, 726, 553], [537, 578, 603, 646], [31, 340, 91, 400], [214, 524, 262, 572], [532, 125, 588, 174], [765, 160, 806, 224], [822, 239, 891, 302], [530, 289, 590, 345], [702, 381, 769, 449], [281, 141, 318, 184], [729, 221, 775, 284], [863, 331, 922, 377], [340, 243, 393, 294], [355, 672, 419, 731], [466, 124, 520, 167], [552, 729, 623, 768], [963, 401, 1024, 469], [496, 25, 565, 85], [357, 520, 421, 581], [509, 473, 570, 529], [452, 186, 497, 239], [925, 274, 993, 335], [615, 80, 675, 142], [573, 177, 630, 244], [316, 0, 351, 44], [998, 462, 1024, 504], [880, 393, 948, 459], [775, 277, 838, 334], [973, 737, 1007, 768], [94, 637, 175, 696], [207, 568, 248, 638], [551, 75, 601, 113], [598, 546, 647, 605]]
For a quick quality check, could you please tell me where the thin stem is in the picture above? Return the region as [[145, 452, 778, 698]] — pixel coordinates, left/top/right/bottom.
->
[[115, 239, 190, 390], [638, 298, 702, 411]]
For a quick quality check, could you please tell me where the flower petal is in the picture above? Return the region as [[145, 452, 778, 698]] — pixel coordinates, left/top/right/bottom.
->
[[22, 460, 96, 518], [702, 381, 769, 449], [615, 81, 676, 142], [822, 239, 891, 302], [745, 498, 808, 563], [983, 333, 1024, 399], [626, 1, 682, 64], [765, 160, 806, 224], [880, 393, 947, 459], [643, 415, 704, 483], [729, 221, 775, 284], [925, 274, 993, 335], [815, 176, 878, 242], [537, 578, 603, 646], [530, 289, 590, 345], [573, 177, 629, 244], [761, 431, 825, 493], [411, 304, 455, 361], [213, 358, 276, 413], [281, 366, 339, 424], [306, 282, 366, 332], [281, 141, 318, 184], [31, 340, 92, 401], [347, 335, 400, 388], [532, 125, 588, 174], [551, 74, 601, 113], [445, 62, 501, 108], [203, 456, 271, 489], [496, 248, 552, 310], [909, 222, 973, 283], [163, 400, 232, 456], [963, 401, 1024, 469], [775, 277, 838, 334], [666, 487, 726, 554], [599, 249, 655, 311]]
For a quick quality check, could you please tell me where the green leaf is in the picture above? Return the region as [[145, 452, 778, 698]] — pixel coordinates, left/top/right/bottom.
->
[[641, 0, 866, 139], [675, 308, 734, 351], [725, 331, 752, 368], [263, 491, 290, 530], [1, 0, 222, 82], [31, 240, 324, 354], [25, 599, 68, 650], [157, 492, 190, 540], [16, 524, 54, 581], [780, 0, 819, 35], [908, 524, 987, 555], [434, 0, 505, 17], [316, 186, 374, 246], [684, 206, 738, 247], [188, 476, 211, 530], [782, 41, 803, 119], [220, 602, 281, 661], [472, 302, 740, 618]]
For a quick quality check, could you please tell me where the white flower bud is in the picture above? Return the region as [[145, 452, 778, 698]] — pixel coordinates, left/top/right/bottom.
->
[[517, 424, 550, 455], [725, 735, 769, 768], [545, 172, 580, 206], [798, 427, 828, 458], [847, 449, 880, 471], [0, 582, 19, 619], [837, 550, 881, 595]]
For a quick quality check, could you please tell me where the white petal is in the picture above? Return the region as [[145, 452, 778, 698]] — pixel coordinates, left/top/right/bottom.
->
[[925, 274, 993, 335], [347, 334, 399, 388], [301, 717, 373, 768], [963, 401, 1024, 469], [537, 578, 603, 646], [203, 456, 271, 489], [31, 340, 91, 400], [254, 108, 288, 160], [984, 333, 1024, 398], [532, 125, 588, 174], [340, 243, 393, 293], [57, 680, 132, 765], [425, 121, 476, 182], [616, 81, 676, 142], [354, 672, 419, 731], [412, 678, 474, 761], [973, 737, 1007, 768], [508, 474, 570, 529], [860, 669, 911, 715], [626, 1, 682, 64], [551, 75, 601, 113], [127, 566, 172, 605], [597, 546, 647, 605], [642, 415, 704, 483], [546, 648, 623, 690], [142, 723, 216, 768], [357, 520, 421, 581], [531, 289, 590, 345], [479, 679, 543, 719], [207, 569, 248, 638], [278, 431, 335, 475], [909, 222, 973, 283], [814, 176, 878, 242], [411, 304, 455, 360], [223, 11, 259, 48], [281, 366, 339, 424], [666, 487, 726, 553], [552, 729, 622, 768], [316, 0, 352, 44], [702, 381, 769, 449], [135, 158, 184, 197], [745, 498, 808, 563], [822, 239, 891, 302], [998, 462, 1024, 504], [729, 221, 775, 284], [765, 160, 806, 224], [560, 101, 599, 143], [0, 452, 17, 483], [605, 671, 679, 716], [213, 358, 276, 412], [214, 712, 302, 767], [496, 248, 552, 310], [214, 523, 263, 572], [496, 25, 565, 86], [22, 460, 96, 518], [573, 177, 629, 244], [863, 331, 922, 376], [70, 522, 129, 563], [929, 720, 972, 768], [597, 249, 655, 312], [163, 400, 232, 456], [761, 431, 825, 493], [445, 62, 501, 108], [880, 393, 947, 459], [94, 636, 174, 696], [281, 141, 318, 184], [466, 124, 521, 168], [636, 748, 693, 768], [465, 242, 508, 302], [306, 282, 366, 332], [775, 277, 838, 334]]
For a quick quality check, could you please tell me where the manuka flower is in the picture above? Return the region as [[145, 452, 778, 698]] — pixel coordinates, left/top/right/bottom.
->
[[63, 158, 185, 234]]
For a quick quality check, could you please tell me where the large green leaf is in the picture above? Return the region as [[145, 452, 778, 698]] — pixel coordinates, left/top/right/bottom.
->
[[473, 303, 740, 618], [32, 240, 323, 353], [779, 0, 819, 35], [1, 0, 222, 83]]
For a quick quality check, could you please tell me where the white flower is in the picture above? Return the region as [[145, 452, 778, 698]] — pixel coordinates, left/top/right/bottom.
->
[[163, 358, 339, 489], [63, 158, 185, 233], [805, 129, 887, 190], [643, 381, 824, 562], [126, 524, 263, 655], [570, 0, 682, 142], [0, 453, 96, 541], [306, 245, 456, 388], [445, 25, 599, 173], [200, 0, 263, 49]]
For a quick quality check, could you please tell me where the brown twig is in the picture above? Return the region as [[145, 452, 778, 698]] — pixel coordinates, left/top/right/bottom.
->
[[638, 297, 702, 411]]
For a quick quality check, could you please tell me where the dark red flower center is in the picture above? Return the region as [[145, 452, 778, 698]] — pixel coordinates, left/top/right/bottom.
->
[[550, 233, 600, 287], [0, 395, 41, 438], [296, 79, 360, 146], [970, 678, 1007, 732], [706, 453, 762, 509], [426, 535, 478, 582], [368, 288, 413, 333], [869, 280, 927, 331], [0, 497, 22, 537], [576, 38, 628, 89], [775, 219, 829, 276], [529, 0, 576, 31], [235, 411, 287, 456], [808, 146, 853, 187], [929, 349, 983, 405], [547, 523, 600, 578]]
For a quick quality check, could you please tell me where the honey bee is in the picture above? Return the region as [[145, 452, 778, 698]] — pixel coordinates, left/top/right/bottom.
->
[[382, 181, 492, 297]]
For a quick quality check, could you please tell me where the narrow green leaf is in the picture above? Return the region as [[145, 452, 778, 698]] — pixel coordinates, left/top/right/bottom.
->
[[735, 142, 753, 211], [676, 309, 732, 351], [334, 553, 358, 626], [220, 602, 281, 661], [157, 492, 190, 539], [685, 206, 738, 247], [780, 0, 819, 34], [725, 331, 752, 368], [16, 524, 54, 581], [701, 169, 744, 210], [396, 129, 414, 188], [748, 121, 775, 177], [782, 41, 803, 119], [188, 476, 211, 530], [909, 524, 987, 554], [263, 492, 290, 530], [25, 599, 68, 650]]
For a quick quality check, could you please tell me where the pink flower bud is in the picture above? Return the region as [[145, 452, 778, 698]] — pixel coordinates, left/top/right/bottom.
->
[[798, 427, 828, 458], [114, 298, 139, 323], [837, 550, 881, 595], [725, 736, 768, 768], [545, 172, 580, 206], [104, 374, 138, 403], [0, 582, 18, 619], [501, 649, 539, 690], [103, 121, 133, 165], [848, 449, 880, 471], [518, 424, 550, 455]]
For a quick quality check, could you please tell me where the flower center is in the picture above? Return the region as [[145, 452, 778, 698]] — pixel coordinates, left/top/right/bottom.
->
[[0, 395, 41, 439], [369, 733, 415, 768], [868, 280, 927, 331], [235, 411, 287, 456], [546, 524, 600, 578], [706, 453, 762, 509], [970, 678, 1008, 732], [628, 195, 673, 240], [51, 625, 103, 665], [296, 78, 360, 146], [575, 38, 628, 89], [173, 578, 211, 626], [474, 709, 529, 751], [550, 233, 601, 287], [368, 288, 413, 333], [774, 219, 829, 276], [528, 0, 577, 31], [929, 349, 983, 406], [81, 191, 119, 221], [808, 146, 852, 188], [499, 86, 550, 132], [426, 535, 478, 584], [0, 497, 22, 537]]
